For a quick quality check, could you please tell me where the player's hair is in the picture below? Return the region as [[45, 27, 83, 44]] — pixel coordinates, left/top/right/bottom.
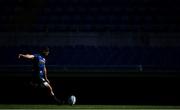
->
[[40, 47, 49, 54], [43, 47, 49, 52]]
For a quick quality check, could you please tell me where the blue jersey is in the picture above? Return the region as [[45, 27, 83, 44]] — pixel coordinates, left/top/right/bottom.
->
[[33, 54, 46, 79]]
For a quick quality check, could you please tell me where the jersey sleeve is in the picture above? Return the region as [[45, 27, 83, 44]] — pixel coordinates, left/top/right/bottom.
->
[[33, 54, 39, 59]]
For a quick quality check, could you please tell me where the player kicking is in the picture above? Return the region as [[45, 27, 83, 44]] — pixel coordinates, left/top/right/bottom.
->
[[18, 47, 61, 104]]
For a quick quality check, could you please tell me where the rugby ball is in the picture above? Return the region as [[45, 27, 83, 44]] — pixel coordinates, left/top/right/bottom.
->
[[68, 95, 76, 105]]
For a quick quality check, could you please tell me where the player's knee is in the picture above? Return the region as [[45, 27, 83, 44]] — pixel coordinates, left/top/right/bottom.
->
[[43, 81, 49, 87]]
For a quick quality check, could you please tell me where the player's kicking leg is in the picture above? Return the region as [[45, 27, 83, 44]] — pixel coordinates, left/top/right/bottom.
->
[[42, 81, 62, 104]]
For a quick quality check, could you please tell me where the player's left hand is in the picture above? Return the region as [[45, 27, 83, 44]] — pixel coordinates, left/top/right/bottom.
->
[[18, 54, 23, 59]]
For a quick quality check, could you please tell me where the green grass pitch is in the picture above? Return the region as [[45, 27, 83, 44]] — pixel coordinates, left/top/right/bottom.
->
[[0, 104, 180, 109]]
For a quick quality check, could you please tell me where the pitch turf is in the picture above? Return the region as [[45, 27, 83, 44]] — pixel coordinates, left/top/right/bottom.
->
[[0, 104, 180, 109]]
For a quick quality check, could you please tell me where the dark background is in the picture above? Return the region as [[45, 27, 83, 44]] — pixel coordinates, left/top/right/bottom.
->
[[0, 0, 180, 105]]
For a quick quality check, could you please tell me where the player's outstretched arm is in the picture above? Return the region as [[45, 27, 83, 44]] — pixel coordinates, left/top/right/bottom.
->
[[18, 54, 35, 59]]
